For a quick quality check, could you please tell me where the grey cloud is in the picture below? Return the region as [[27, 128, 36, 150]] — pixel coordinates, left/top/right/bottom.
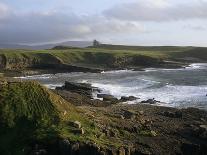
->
[[0, 11, 145, 44], [104, 1, 207, 22]]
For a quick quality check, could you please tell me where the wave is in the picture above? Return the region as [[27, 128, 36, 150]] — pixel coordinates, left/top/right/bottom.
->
[[44, 84, 63, 89], [185, 63, 207, 70], [145, 63, 207, 72], [101, 69, 135, 74], [15, 74, 53, 80]]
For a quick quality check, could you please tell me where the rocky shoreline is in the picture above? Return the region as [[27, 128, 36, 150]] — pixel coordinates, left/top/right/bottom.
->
[[50, 81, 207, 154], [0, 77, 207, 155]]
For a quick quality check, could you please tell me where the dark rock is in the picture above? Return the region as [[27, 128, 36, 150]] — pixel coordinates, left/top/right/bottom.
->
[[181, 142, 207, 155], [56, 81, 99, 98], [122, 110, 136, 119], [97, 94, 118, 103], [73, 128, 85, 135], [162, 111, 182, 118], [198, 125, 207, 139], [69, 121, 82, 129], [30, 144, 47, 155], [59, 139, 71, 155], [120, 96, 138, 102], [141, 98, 159, 104]]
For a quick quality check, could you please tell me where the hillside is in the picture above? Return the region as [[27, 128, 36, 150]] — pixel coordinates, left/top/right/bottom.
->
[[0, 80, 102, 154], [0, 45, 207, 76]]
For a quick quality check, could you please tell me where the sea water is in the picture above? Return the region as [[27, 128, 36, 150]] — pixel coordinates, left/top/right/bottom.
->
[[18, 63, 207, 110]]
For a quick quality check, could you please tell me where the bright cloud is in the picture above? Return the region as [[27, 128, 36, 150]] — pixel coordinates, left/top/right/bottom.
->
[[104, 0, 207, 21]]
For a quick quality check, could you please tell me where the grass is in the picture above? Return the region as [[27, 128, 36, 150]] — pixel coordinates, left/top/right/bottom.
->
[[0, 45, 207, 71], [0, 81, 126, 154]]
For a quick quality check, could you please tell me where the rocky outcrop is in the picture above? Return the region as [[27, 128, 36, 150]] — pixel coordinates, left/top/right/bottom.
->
[[56, 81, 100, 98], [120, 96, 138, 102], [141, 98, 160, 104]]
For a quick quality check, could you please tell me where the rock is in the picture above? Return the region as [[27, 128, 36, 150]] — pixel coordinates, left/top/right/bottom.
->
[[30, 144, 47, 155], [181, 142, 207, 155], [74, 128, 85, 135], [198, 125, 207, 139], [162, 111, 182, 118], [120, 115, 125, 119], [200, 125, 207, 130], [141, 98, 159, 104], [150, 131, 157, 137], [31, 149, 47, 155], [118, 147, 126, 155], [122, 110, 136, 119], [56, 81, 99, 98], [97, 94, 118, 103], [139, 111, 144, 115], [59, 139, 71, 155], [70, 121, 82, 129], [120, 96, 138, 102]]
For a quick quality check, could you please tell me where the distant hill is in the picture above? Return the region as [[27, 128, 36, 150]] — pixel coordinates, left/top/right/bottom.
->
[[89, 44, 192, 51], [0, 41, 92, 50]]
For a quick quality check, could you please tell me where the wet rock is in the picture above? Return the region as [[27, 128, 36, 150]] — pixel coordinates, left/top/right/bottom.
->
[[120, 96, 138, 102], [141, 98, 159, 104], [97, 94, 118, 103], [56, 81, 99, 98]]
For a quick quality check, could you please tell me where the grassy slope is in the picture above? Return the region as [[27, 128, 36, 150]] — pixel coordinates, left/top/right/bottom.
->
[[0, 81, 126, 154], [0, 45, 207, 71]]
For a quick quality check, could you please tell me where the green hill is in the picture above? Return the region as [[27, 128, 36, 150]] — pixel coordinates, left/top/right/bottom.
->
[[0, 45, 207, 74], [0, 81, 99, 154]]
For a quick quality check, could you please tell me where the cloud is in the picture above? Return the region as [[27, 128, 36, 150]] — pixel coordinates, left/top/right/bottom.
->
[[104, 0, 207, 22], [0, 3, 10, 19], [0, 10, 145, 44]]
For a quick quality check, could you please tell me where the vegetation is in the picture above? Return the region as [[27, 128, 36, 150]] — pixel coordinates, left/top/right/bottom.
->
[[0, 45, 207, 72], [0, 81, 126, 154]]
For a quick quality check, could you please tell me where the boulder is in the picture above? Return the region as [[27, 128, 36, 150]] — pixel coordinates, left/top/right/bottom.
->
[[97, 94, 119, 103], [120, 96, 138, 102], [56, 81, 100, 98], [141, 98, 160, 104], [74, 128, 85, 135], [70, 121, 82, 129]]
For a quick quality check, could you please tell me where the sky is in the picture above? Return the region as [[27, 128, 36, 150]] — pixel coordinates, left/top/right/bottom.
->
[[0, 0, 207, 46]]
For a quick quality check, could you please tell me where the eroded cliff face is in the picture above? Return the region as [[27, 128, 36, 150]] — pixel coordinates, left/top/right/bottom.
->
[[1, 53, 63, 70]]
